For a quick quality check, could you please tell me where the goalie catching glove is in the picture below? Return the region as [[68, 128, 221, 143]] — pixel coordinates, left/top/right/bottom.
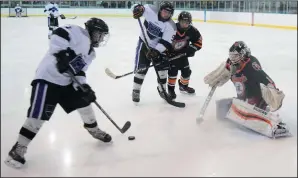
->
[[260, 83, 285, 112]]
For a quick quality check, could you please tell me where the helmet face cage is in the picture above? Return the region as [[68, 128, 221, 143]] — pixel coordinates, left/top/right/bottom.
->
[[90, 31, 110, 47], [229, 41, 251, 64], [178, 11, 192, 30], [159, 2, 174, 20], [178, 11, 192, 24], [85, 18, 110, 47]]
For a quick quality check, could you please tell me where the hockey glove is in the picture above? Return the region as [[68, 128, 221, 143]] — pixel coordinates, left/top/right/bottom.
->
[[77, 84, 97, 104], [60, 14, 66, 19], [163, 50, 177, 58], [185, 44, 197, 57], [133, 4, 145, 19], [155, 57, 171, 71], [146, 48, 161, 63], [54, 47, 87, 75]]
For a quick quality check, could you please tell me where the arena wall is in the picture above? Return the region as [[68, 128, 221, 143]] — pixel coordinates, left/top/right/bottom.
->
[[1, 8, 296, 30]]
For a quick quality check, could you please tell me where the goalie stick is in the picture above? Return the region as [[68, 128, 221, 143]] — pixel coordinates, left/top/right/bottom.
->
[[68, 72, 131, 133], [137, 18, 185, 108], [105, 53, 186, 79], [196, 85, 218, 124]]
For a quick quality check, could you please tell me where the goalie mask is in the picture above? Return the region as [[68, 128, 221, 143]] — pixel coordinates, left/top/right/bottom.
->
[[85, 18, 110, 48], [229, 41, 251, 64]]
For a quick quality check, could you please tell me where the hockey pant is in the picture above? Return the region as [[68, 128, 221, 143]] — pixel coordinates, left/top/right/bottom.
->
[[15, 12, 21, 17], [133, 38, 167, 92], [17, 79, 99, 147], [167, 56, 191, 91], [48, 17, 59, 37]]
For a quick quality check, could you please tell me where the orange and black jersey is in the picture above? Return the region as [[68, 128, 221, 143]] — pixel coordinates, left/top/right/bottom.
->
[[226, 55, 275, 101], [171, 24, 202, 54]]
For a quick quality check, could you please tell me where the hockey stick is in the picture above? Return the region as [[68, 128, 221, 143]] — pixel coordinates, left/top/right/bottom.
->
[[137, 18, 185, 108], [196, 85, 218, 124], [66, 16, 77, 19], [61, 16, 77, 19], [68, 72, 131, 133], [105, 53, 186, 79]]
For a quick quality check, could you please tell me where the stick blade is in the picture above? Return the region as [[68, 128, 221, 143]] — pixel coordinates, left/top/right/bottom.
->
[[196, 115, 204, 124], [68, 16, 77, 19], [121, 121, 131, 133], [105, 68, 117, 79], [168, 100, 185, 108]]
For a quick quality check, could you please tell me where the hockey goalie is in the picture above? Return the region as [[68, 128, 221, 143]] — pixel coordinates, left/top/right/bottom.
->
[[204, 41, 290, 138]]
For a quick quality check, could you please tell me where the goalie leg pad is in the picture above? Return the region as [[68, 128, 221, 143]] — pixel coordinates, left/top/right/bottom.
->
[[216, 98, 233, 120], [226, 98, 289, 138]]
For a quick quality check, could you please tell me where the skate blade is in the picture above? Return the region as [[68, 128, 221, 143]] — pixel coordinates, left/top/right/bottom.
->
[[272, 130, 292, 139], [180, 90, 196, 95], [4, 156, 24, 169]]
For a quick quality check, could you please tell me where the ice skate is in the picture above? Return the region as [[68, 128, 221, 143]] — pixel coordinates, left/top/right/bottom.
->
[[5, 142, 27, 169]]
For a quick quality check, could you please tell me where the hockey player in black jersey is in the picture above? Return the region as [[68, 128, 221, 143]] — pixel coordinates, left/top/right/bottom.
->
[[204, 41, 289, 138], [5, 18, 111, 168], [167, 11, 203, 99], [131, 2, 176, 103]]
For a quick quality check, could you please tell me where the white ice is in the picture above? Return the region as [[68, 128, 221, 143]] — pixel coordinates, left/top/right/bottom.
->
[[1, 17, 297, 177]]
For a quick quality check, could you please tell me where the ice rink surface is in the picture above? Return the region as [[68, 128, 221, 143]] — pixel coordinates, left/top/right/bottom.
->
[[1, 17, 297, 177]]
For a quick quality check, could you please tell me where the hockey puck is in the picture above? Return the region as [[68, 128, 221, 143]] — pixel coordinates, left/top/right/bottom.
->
[[128, 136, 135, 140]]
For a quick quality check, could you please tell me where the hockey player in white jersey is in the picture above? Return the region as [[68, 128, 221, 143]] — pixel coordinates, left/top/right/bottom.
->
[[132, 2, 176, 103], [14, 4, 22, 17], [44, 1, 65, 39], [5, 18, 111, 168], [204, 41, 289, 138]]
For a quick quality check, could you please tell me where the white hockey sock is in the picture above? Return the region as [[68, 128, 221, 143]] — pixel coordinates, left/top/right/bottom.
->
[[133, 73, 146, 91], [157, 70, 167, 91], [18, 118, 45, 147], [77, 105, 98, 131]]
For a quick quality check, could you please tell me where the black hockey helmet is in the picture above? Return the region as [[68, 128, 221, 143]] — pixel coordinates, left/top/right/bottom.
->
[[85, 17, 110, 47], [178, 11, 192, 24], [177, 11, 192, 31], [229, 41, 251, 64], [159, 1, 174, 21]]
